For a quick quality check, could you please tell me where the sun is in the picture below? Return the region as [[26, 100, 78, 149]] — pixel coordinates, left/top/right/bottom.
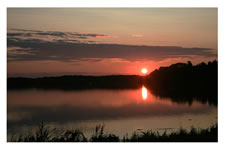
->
[[141, 68, 148, 74]]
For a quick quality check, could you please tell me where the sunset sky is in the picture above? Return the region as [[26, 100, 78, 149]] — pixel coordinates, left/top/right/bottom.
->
[[7, 8, 217, 77]]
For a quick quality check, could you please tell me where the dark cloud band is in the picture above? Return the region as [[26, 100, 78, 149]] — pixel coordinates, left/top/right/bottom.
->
[[7, 29, 216, 62]]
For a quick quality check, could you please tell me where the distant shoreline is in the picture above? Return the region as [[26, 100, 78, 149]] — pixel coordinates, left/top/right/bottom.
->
[[7, 75, 145, 90], [7, 61, 218, 106]]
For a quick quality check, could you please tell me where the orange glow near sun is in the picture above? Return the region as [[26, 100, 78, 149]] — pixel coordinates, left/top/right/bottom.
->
[[141, 68, 148, 74]]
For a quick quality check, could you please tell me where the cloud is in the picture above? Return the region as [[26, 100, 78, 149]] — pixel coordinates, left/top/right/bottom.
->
[[7, 46, 36, 56], [7, 29, 108, 43], [35, 31, 66, 37], [131, 34, 144, 37], [7, 29, 216, 63], [10, 29, 42, 32]]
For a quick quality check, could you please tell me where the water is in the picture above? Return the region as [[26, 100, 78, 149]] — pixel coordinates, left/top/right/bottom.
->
[[7, 86, 217, 139]]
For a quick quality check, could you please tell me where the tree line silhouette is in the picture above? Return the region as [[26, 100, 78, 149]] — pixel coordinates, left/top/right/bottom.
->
[[7, 75, 144, 90], [145, 60, 218, 105]]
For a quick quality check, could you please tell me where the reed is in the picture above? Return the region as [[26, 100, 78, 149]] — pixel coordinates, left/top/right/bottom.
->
[[9, 123, 217, 142]]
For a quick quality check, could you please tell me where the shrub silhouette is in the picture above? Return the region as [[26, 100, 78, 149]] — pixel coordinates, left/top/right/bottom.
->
[[90, 124, 120, 142]]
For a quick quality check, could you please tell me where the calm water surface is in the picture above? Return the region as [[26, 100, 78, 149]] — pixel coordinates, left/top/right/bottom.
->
[[7, 86, 217, 138]]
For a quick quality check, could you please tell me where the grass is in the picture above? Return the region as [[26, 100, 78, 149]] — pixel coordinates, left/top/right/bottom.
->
[[9, 123, 217, 142], [126, 125, 217, 142]]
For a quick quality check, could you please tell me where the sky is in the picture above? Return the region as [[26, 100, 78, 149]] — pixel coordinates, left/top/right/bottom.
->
[[7, 8, 217, 77]]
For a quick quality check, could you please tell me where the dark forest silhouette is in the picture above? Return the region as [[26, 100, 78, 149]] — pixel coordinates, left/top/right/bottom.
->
[[146, 60, 218, 106], [7, 60, 218, 105]]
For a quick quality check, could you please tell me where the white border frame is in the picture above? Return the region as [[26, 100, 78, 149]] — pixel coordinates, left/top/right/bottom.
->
[[1, 0, 225, 151]]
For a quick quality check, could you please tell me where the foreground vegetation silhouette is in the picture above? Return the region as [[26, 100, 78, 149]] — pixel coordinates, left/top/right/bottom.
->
[[9, 123, 217, 142]]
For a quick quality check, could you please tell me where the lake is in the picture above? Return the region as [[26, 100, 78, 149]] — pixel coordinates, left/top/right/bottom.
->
[[7, 86, 217, 139]]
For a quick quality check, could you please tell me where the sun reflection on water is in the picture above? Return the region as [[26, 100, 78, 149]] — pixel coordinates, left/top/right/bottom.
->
[[142, 86, 148, 100]]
